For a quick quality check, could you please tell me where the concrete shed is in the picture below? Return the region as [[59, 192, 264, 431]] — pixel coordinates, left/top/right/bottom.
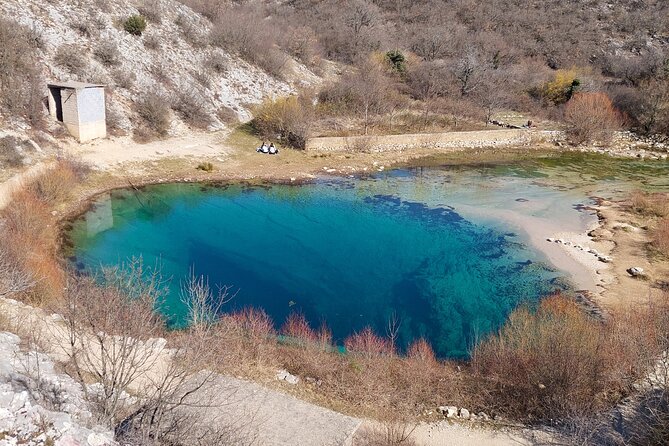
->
[[47, 81, 107, 142]]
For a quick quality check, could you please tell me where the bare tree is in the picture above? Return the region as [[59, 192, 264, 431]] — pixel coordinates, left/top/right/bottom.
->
[[408, 61, 449, 129], [451, 48, 488, 96], [58, 261, 256, 444]]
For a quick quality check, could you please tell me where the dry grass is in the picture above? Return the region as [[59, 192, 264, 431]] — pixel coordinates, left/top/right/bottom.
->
[[0, 160, 88, 304], [653, 218, 669, 258], [630, 190, 669, 218], [29, 160, 78, 204]]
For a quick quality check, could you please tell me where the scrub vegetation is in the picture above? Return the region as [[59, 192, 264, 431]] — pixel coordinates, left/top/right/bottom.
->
[[182, 0, 669, 144], [1, 0, 668, 145]]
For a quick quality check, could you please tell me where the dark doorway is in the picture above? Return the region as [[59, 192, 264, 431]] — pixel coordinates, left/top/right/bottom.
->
[[49, 87, 63, 122]]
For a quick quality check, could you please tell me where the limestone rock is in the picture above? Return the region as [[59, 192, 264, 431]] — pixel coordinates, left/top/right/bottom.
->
[[276, 369, 300, 385]]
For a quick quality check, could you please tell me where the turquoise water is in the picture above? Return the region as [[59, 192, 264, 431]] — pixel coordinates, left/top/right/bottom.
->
[[66, 155, 669, 358]]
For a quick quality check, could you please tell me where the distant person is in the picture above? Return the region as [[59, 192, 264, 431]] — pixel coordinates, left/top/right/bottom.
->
[[256, 141, 269, 153], [268, 143, 278, 155]]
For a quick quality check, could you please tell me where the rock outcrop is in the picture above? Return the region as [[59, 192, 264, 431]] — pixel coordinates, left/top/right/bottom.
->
[[0, 332, 117, 446]]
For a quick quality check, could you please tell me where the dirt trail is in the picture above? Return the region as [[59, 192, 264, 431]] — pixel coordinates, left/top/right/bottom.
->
[[64, 132, 232, 170], [0, 162, 52, 210]]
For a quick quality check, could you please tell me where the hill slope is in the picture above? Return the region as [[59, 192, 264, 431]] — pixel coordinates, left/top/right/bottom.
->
[[0, 0, 320, 139]]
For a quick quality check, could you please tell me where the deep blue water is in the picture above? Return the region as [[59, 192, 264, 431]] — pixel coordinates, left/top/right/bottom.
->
[[66, 166, 594, 358]]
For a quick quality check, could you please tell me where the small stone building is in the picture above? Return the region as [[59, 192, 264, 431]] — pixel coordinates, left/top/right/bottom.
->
[[47, 81, 107, 142]]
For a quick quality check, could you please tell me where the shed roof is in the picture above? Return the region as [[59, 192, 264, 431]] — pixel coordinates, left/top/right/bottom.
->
[[47, 81, 105, 90]]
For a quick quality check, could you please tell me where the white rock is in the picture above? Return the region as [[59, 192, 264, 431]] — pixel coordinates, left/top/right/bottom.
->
[[627, 267, 645, 277], [275, 369, 299, 385], [458, 408, 470, 419], [87, 432, 113, 446]]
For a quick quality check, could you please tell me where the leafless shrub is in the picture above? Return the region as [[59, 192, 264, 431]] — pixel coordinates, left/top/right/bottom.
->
[[629, 191, 669, 217], [252, 94, 314, 148], [209, 5, 288, 77], [178, 0, 226, 20], [59, 155, 92, 181], [564, 92, 624, 144], [58, 261, 167, 425], [205, 52, 228, 74], [112, 69, 136, 90], [137, 0, 163, 24], [93, 40, 121, 66], [150, 64, 172, 85], [345, 327, 394, 359], [55, 44, 89, 76], [0, 136, 24, 167], [135, 92, 171, 137], [0, 238, 36, 299], [214, 307, 278, 372], [653, 218, 669, 258], [0, 178, 73, 305], [278, 25, 319, 66], [472, 294, 658, 422], [70, 20, 93, 38], [191, 69, 212, 88], [106, 106, 126, 136], [143, 32, 161, 50], [0, 18, 44, 125], [171, 90, 212, 129], [353, 421, 418, 446], [176, 13, 209, 48]]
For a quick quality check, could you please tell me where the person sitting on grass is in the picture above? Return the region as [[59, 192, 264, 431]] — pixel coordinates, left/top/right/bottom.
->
[[258, 141, 269, 153], [268, 143, 278, 155]]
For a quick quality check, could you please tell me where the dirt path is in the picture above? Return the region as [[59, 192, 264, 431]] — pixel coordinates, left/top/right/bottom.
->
[[64, 131, 232, 170], [0, 162, 52, 210]]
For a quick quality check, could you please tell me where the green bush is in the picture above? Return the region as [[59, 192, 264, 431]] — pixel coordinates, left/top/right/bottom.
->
[[124, 15, 147, 36], [385, 50, 406, 74]]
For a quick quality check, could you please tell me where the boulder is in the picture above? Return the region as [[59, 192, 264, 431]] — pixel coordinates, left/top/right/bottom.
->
[[276, 369, 300, 385], [458, 408, 470, 419], [441, 406, 457, 418], [627, 267, 645, 277]]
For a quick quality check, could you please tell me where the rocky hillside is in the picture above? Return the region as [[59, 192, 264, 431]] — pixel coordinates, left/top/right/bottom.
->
[[0, 331, 117, 446], [0, 0, 321, 140]]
